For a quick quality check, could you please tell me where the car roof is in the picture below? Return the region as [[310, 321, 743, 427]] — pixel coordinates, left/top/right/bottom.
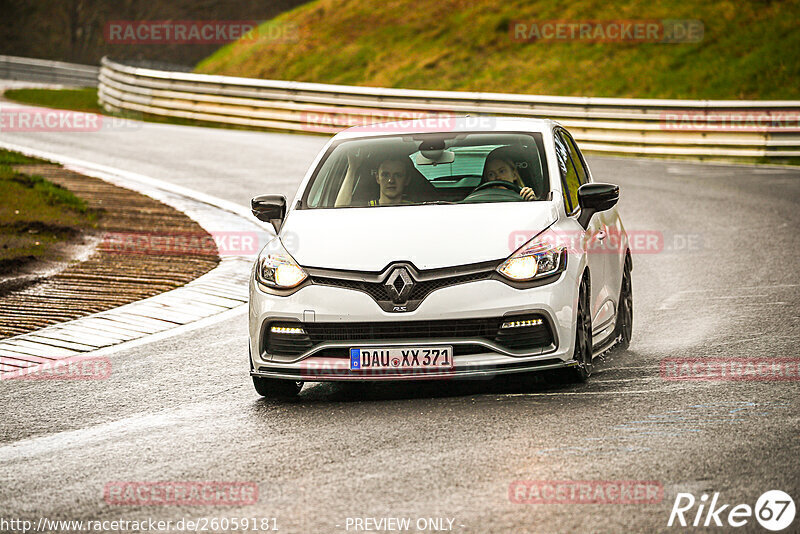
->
[[332, 116, 560, 140]]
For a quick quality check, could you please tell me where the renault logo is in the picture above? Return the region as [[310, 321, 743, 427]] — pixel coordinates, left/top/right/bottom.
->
[[384, 268, 414, 304]]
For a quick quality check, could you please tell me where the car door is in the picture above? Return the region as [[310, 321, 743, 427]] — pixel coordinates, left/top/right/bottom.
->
[[560, 130, 619, 336], [554, 130, 607, 330]]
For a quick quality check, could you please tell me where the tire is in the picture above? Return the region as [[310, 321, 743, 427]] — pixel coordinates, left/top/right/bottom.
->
[[553, 276, 593, 383], [249, 346, 303, 398], [615, 257, 633, 351], [252, 376, 303, 399]]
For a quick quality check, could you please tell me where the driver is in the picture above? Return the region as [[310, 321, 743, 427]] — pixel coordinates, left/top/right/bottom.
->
[[482, 154, 537, 201], [335, 152, 412, 207]]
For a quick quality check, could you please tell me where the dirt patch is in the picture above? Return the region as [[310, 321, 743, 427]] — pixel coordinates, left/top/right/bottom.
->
[[0, 232, 100, 296], [0, 164, 220, 338]]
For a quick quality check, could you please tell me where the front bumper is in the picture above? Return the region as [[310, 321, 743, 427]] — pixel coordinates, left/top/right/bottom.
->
[[250, 356, 577, 381], [249, 270, 579, 382]]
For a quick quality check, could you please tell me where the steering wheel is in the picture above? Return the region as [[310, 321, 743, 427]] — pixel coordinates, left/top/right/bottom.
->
[[471, 180, 522, 194]]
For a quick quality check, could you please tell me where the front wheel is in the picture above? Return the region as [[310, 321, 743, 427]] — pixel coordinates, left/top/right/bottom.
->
[[252, 376, 303, 399], [553, 276, 593, 383], [615, 258, 633, 351]]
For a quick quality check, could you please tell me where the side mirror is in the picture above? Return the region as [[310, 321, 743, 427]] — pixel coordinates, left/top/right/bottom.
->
[[576, 183, 619, 229], [251, 194, 286, 233]]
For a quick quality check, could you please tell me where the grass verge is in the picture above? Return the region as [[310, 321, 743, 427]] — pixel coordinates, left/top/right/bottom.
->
[[4, 87, 101, 113], [0, 150, 99, 274]]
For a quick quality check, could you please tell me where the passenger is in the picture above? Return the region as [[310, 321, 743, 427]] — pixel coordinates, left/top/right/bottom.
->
[[335, 152, 412, 206], [483, 154, 537, 201]]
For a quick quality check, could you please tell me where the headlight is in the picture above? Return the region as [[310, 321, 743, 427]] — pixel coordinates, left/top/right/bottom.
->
[[255, 238, 307, 289], [497, 231, 566, 282]]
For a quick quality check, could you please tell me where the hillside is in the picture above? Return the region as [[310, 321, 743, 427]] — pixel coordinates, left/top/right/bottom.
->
[[196, 0, 800, 99], [0, 0, 307, 66]]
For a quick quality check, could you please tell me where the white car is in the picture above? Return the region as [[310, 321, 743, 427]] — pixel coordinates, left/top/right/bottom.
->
[[248, 117, 633, 398]]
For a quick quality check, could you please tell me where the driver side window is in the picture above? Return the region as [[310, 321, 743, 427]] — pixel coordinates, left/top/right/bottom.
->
[[562, 132, 589, 185], [554, 132, 580, 214]]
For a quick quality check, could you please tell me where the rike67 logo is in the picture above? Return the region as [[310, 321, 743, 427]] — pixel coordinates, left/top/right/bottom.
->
[[668, 490, 796, 531]]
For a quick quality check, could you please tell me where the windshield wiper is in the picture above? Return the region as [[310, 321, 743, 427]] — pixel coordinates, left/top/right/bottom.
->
[[415, 201, 456, 205]]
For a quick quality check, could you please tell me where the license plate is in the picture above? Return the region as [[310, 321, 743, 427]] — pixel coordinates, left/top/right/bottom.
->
[[349, 346, 453, 371]]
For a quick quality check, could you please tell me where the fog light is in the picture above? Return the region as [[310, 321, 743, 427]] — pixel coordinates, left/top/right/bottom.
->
[[501, 318, 543, 329], [270, 325, 306, 335]]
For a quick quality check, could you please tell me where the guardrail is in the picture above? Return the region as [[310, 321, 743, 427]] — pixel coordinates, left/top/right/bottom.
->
[[0, 55, 99, 87], [96, 56, 797, 160]]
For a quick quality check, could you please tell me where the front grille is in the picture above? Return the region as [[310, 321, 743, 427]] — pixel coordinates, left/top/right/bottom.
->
[[407, 272, 492, 300], [310, 271, 493, 304], [304, 317, 502, 342], [264, 315, 554, 357], [311, 277, 386, 301]]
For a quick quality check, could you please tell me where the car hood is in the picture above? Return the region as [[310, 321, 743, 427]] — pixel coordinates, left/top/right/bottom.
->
[[281, 202, 558, 271]]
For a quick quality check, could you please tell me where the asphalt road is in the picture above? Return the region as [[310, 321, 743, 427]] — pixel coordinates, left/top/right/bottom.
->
[[1, 98, 799, 534]]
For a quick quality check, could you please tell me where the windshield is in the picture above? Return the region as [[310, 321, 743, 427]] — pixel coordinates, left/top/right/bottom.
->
[[301, 132, 548, 208]]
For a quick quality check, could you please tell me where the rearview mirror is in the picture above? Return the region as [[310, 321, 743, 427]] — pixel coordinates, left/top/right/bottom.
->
[[251, 194, 286, 232], [576, 183, 619, 229], [415, 138, 455, 165], [415, 150, 455, 165]]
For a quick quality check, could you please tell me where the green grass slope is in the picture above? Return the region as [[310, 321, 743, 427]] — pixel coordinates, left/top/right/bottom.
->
[[196, 0, 800, 99], [0, 150, 97, 273]]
